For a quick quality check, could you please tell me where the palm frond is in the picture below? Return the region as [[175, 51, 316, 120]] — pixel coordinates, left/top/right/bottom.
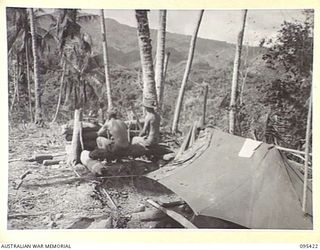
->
[[77, 14, 99, 22], [35, 13, 57, 23], [8, 29, 24, 55]]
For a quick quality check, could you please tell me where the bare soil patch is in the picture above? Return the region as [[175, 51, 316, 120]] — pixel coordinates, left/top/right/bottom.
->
[[8, 123, 180, 229]]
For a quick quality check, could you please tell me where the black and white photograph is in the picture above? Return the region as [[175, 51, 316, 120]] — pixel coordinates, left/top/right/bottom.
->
[[6, 8, 313, 230]]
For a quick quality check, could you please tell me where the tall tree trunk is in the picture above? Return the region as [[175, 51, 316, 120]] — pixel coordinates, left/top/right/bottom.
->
[[29, 8, 43, 125], [155, 10, 167, 110], [163, 52, 170, 82], [302, 93, 312, 214], [239, 68, 249, 106], [229, 10, 247, 134], [68, 109, 82, 165], [16, 55, 20, 102], [100, 9, 113, 111], [10, 56, 18, 113], [51, 61, 66, 123], [135, 10, 158, 105], [25, 42, 33, 122], [239, 44, 249, 105], [172, 10, 204, 133]]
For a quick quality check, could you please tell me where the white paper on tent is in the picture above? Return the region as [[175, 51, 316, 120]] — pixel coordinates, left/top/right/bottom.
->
[[238, 138, 263, 158]]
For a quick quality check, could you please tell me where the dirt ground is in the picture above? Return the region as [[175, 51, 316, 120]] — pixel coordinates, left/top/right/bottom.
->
[[7, 123, 182, 229]]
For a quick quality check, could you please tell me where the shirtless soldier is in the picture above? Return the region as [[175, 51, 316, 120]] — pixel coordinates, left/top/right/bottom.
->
[[132, 99, 160, 148], [96, 109, 129, 154]]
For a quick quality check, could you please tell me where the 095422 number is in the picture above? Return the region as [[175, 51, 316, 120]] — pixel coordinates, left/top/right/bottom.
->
[[300, 244, 318, 249]]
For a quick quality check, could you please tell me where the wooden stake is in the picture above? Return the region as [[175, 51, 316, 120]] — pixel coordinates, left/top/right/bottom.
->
[[202, 84, 209, 126], [101, 188, 118, 210], [147, 199, 197, 229], [275, 145, 312, 156], [190, 121, 198, 146], [174, 125, 194, 160]]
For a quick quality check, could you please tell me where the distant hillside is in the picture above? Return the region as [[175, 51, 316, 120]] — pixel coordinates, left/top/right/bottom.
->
[[78, 17, 264, 69], [76, 15, 272, 136]]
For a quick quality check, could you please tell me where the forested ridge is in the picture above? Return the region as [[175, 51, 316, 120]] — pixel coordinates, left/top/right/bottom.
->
[[7, 9, 313, 149]]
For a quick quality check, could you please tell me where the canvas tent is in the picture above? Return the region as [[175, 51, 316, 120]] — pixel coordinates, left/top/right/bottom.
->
[[147, 128, 312, 229]]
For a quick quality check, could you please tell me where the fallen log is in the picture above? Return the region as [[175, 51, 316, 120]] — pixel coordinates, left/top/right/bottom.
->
[[147, 199, 197, 229], [89, 143, 173, 162], [159, 200, 186, 208], [9, 157, 26, 163], [65, 131, 98, 141], [131, 209, 166, 222], [42, 160, 61, 166], [80, 150, 107, 175], [15, 170, 33, 190], [8, 211, 48, 219], [32, 154, 53, 163], [61, 121, 100, 134], [9, 152, 66, 163]]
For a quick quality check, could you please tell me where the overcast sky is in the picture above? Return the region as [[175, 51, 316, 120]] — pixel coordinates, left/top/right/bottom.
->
[[82, 9, 307, 46]]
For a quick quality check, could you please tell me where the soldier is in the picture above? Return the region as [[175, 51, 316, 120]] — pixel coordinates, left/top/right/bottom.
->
[[132, 99, 160, 148], [96, 109, 129, 154]]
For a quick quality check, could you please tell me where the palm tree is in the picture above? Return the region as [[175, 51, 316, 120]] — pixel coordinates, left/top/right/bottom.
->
[[172, 10, 204, 133], [229, 10, 247, 134], [99, 9, 113, 111], [29, 8, 43, 125], [135, 10, 158, 105], [52, 9, 98, 114], [51, 61, 66, 123], [7, 8, 54, 122], [154, 10, 167, 110]]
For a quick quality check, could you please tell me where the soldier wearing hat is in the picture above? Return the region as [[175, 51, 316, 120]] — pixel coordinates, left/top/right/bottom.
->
[[96, 108, 129, 153], [132, 98, 160, 148]]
